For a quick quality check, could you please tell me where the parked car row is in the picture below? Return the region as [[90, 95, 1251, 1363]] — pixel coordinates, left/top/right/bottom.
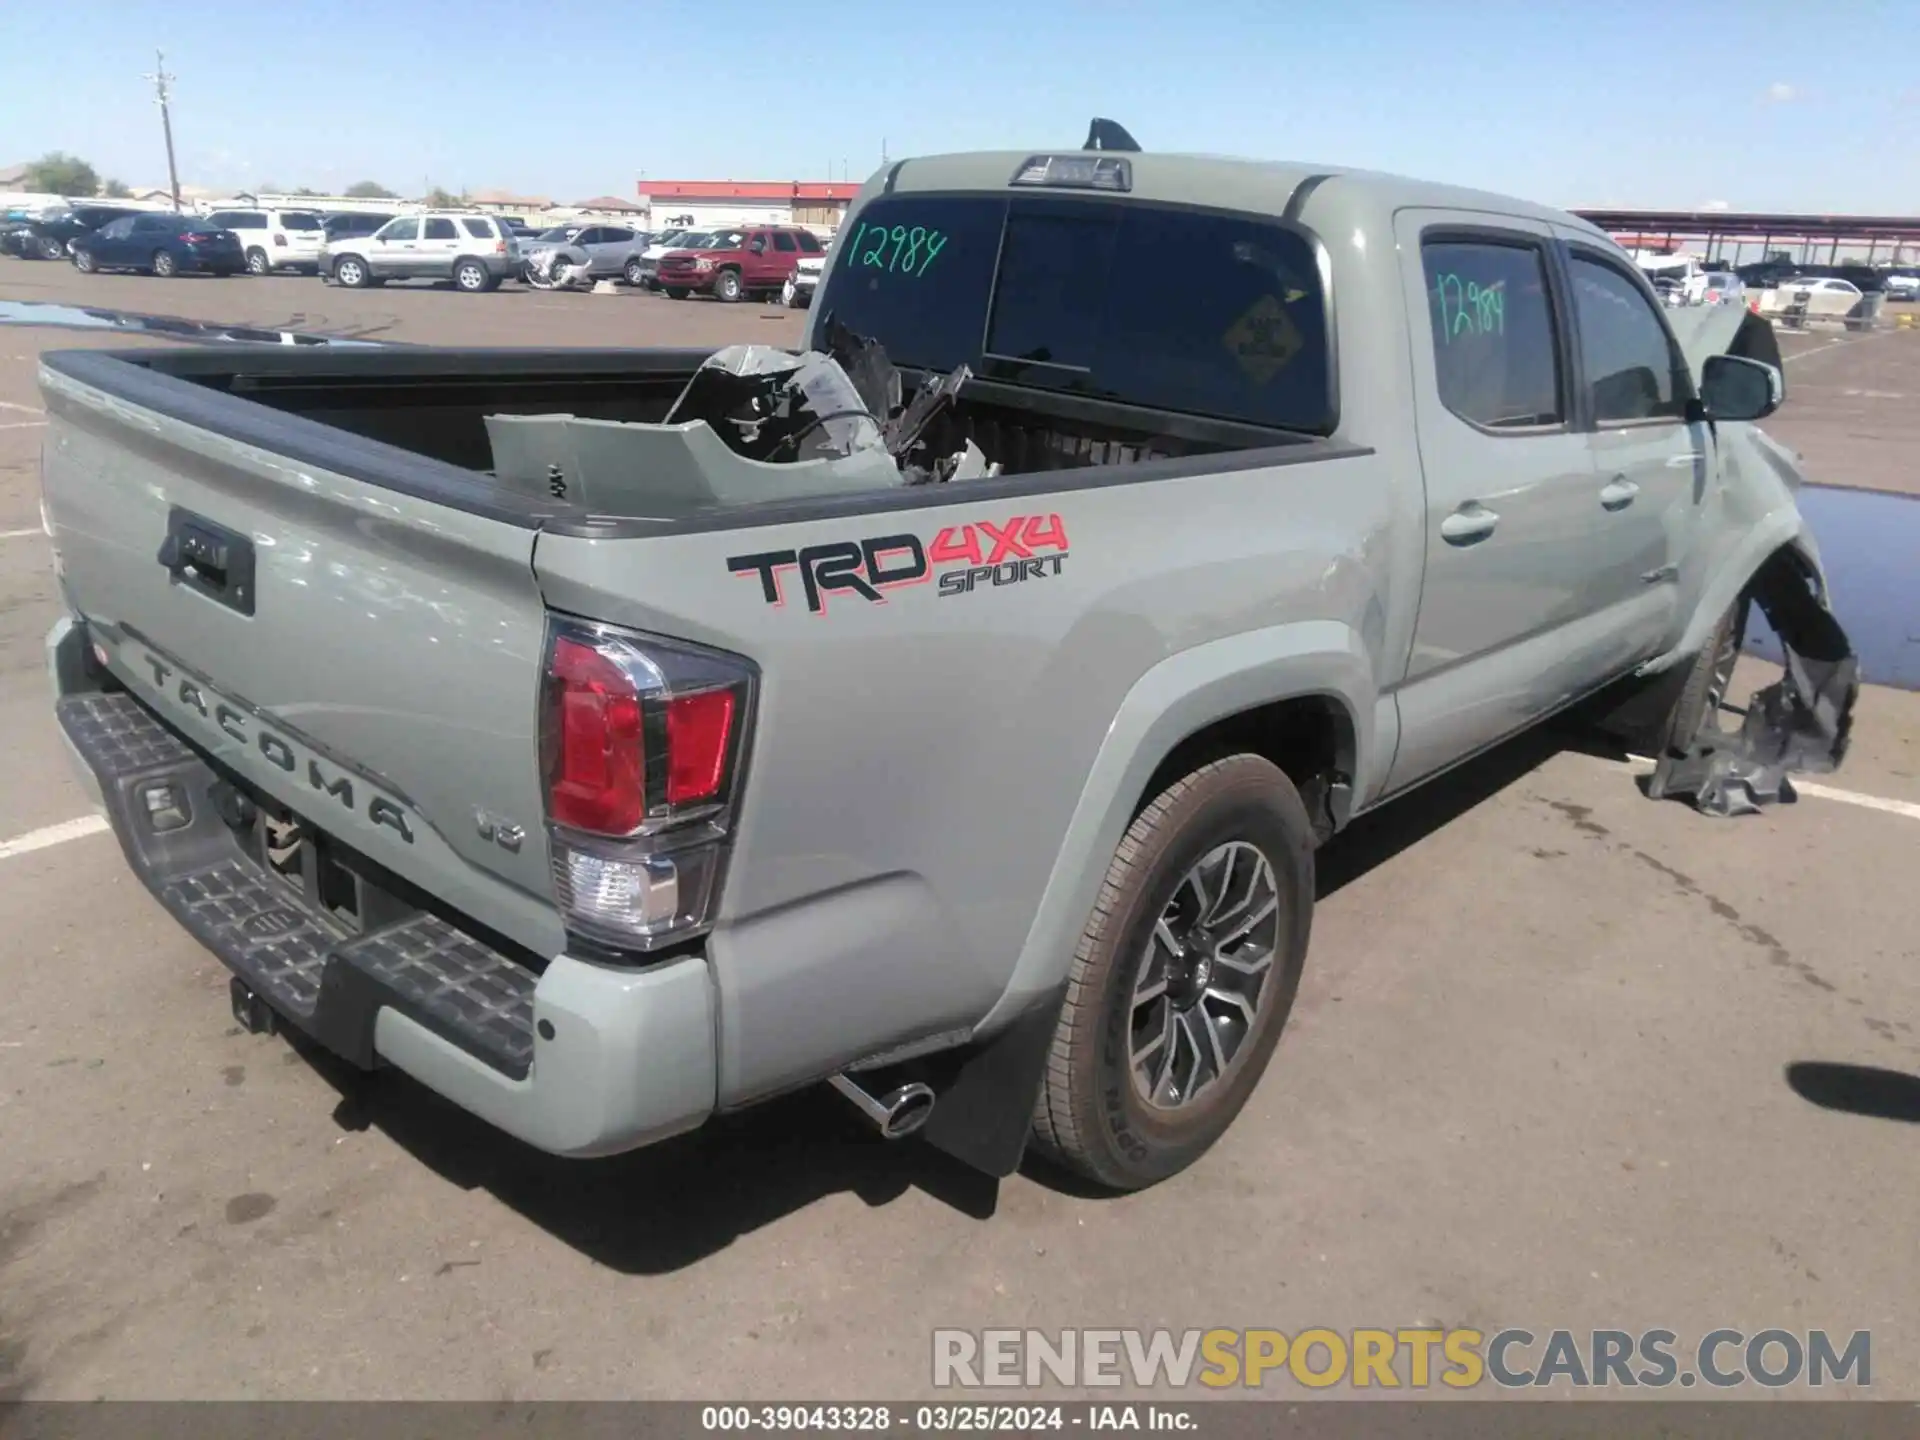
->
[[7, 198, 838, 302]]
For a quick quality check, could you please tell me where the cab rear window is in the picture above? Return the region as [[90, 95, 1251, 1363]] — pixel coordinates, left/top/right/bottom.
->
[[821, 195, 1333, 435]]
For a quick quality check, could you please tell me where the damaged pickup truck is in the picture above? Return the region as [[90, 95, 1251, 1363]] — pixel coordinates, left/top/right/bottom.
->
[[38, 129, 1856, 1192]]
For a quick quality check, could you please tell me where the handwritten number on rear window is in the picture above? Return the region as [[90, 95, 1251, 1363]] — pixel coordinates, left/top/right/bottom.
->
[[845, 221, 949, 277]]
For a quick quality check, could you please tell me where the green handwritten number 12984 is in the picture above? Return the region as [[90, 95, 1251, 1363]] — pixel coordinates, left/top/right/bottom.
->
[[1434, 273, 1505, 342], [845, 221, 949, 277]]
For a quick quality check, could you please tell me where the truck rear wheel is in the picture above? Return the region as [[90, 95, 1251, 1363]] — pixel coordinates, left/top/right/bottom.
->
[[713, 268, 742, 302], [1031, 754, 1314, 1191]]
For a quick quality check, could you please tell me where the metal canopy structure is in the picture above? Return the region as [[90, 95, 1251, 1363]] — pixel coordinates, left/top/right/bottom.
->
[[1572, 208, 1920, 264]]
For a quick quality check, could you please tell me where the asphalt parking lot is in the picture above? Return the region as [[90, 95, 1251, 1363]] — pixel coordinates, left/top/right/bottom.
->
[[1, 262, 1916, 1402]]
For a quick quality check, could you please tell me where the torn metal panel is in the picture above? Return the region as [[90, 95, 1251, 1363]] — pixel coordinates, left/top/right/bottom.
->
[[1647, 553, 1860, 818], [1664, 303, 1784, 389], [485, 334, 994, 517]]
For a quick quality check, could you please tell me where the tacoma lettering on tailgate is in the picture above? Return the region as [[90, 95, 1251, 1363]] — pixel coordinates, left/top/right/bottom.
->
[[139, 651, 415, 843]]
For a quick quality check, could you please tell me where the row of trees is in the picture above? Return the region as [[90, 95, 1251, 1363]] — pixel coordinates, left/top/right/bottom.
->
[[20, 153, 129, 198], [12, 153, 411, 203]]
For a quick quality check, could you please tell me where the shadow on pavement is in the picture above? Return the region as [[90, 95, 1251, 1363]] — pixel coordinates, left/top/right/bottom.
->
[[280, 720, 1616, 1272], [1785, 1061, 1920, 1123]]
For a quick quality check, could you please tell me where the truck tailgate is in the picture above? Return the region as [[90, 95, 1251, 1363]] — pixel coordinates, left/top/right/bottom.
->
[[38, 354, 566, 963]]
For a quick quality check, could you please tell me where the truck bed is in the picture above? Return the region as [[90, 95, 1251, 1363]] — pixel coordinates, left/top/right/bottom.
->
[[40, 346, 1334, 533]]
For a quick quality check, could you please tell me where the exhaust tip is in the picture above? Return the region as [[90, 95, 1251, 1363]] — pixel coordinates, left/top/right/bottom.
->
[[830, 1072, 936, 1140], [881, 1083, 936, 1139]]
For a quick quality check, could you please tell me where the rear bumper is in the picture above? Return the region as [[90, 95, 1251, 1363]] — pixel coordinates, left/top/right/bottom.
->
[[47, 616, 717, 1157]]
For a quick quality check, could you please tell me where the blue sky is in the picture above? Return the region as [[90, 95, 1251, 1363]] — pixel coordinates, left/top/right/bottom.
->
[[3, 0, 1917, 211]]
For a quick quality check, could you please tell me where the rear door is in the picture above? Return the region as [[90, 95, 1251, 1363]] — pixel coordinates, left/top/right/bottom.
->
[[417, 216, 462, 277], [770, 229, 800, 283], [1385, 212, 1611, 790]]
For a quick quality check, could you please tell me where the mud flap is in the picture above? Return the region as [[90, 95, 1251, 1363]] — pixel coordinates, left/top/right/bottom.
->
[[1649, 559, 1859, 817], [854, 986, 1067, 1179]]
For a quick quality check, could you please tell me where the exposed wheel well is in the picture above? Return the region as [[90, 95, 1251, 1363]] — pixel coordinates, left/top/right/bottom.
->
[[1138, 695, 1357, 844]]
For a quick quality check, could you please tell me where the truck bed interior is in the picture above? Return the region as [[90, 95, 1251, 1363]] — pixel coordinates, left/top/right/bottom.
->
[[54, 346, 1328, 525]]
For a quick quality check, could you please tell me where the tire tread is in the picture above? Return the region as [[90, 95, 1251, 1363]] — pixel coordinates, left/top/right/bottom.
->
[[1030, 754, 1286, 1177]]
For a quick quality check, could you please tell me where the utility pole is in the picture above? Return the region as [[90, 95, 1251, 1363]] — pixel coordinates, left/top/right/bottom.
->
[[144, 50, 183, 211]]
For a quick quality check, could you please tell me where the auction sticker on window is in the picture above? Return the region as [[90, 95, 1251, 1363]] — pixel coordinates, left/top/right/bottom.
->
[[1223, 293, 1304, 384]]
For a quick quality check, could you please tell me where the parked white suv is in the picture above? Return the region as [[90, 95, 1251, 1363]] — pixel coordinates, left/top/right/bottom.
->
[[203, 208, 327, 275], [321, 213, 520, 293]]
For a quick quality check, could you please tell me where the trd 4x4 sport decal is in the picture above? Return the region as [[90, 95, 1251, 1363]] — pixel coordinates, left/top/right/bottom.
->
[[728, 513, 1070, 615]]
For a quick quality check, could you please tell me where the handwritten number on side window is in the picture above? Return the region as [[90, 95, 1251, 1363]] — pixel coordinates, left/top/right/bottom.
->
[[1433, 273, 1506, 343]]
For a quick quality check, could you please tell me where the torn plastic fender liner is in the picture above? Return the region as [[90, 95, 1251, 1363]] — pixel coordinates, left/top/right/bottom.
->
[[1648, 548, 1860, 818]]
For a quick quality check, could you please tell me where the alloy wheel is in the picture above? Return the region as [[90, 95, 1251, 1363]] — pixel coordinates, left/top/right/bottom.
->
[[1128, 840, 1282, 1110]]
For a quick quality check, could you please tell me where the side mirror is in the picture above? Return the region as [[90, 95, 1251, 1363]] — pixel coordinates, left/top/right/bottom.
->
[[1700, 353, 1783, 422]]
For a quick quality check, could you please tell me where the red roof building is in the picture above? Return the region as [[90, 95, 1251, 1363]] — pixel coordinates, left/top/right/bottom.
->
[[637, 181, 861, 203], [636, 180, 861, 230]]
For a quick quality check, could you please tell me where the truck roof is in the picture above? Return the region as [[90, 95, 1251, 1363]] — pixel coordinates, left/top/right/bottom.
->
[[868, 149, 1613, 247]]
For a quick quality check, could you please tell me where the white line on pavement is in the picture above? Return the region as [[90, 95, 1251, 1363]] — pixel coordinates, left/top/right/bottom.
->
[[1620, 754, 1919, 821], [0, 527, 42, 541], [0, 401, 44, 414], [1781, 329, 1898, 365], [0, 814, 110, 862], [0, 421, 48, 430]]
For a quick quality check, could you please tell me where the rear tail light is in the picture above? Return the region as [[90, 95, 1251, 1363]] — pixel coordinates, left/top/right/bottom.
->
[[539, 616, 756, 954], [184, 232, 217, 243]]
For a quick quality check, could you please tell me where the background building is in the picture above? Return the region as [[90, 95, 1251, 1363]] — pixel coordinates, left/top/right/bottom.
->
[[635, 181, 859, 234]]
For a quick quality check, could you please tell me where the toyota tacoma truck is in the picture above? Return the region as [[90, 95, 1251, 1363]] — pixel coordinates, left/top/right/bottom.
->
[[37, 129, 1857, 1192]]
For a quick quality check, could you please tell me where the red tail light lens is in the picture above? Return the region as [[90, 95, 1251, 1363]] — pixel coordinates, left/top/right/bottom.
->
[[665, 690, 736, 805], [546, 635, 645, 833]]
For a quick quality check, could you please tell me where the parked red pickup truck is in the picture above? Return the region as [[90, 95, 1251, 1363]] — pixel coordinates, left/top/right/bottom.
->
[[656, 225, 825, 303]]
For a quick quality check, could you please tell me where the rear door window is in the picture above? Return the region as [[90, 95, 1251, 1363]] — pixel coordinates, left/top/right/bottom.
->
[[824, 195, 1333, 434], [773, 231, 798, 252], [380, 218, 419, 242], [798, 231, 823, 253], [423, 218, 457, 240], [1420, 239, 1564, 430], [461, 218, 493, 238]]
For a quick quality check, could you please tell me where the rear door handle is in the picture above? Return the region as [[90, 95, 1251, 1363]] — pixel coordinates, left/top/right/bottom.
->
[[1600, 477, 1640, 510], [1439, 502, 1500, 546]]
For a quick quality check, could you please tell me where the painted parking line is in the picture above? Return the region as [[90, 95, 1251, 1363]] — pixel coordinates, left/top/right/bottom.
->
[[0, 421, 48, 430], [1618, 754, 1920, 822], [1780, 329, 1899, 365], [0, 814, 110, 862], [0, 528, 43, 541]]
